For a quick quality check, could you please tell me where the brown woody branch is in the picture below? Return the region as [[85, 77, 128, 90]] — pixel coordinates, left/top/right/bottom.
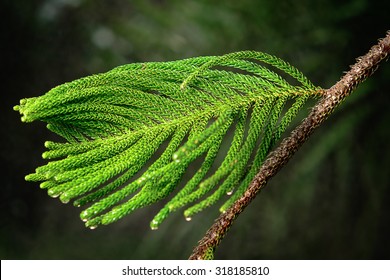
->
[[189, 31, 390, 260]]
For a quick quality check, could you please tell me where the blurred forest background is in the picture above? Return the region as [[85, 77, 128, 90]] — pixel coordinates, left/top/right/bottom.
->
[[1, 0, 389, 259]]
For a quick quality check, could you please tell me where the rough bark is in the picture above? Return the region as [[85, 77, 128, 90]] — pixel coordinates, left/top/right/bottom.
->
[[189, 31, 390, 260]]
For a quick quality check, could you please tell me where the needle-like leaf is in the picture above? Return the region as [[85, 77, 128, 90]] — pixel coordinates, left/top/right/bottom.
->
[[14, 51, 321, 229]]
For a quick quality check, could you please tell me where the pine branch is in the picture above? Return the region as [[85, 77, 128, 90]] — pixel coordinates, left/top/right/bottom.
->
[[189, 31, 390, 260], [14, 51, 322, 231], [15, 30, 389, 260]]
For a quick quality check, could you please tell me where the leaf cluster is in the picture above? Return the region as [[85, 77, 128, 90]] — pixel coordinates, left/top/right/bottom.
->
[[14, 51, 321, 229]]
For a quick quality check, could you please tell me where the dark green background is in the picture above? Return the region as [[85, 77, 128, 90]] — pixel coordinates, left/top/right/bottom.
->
[[1, 0, 389, 259]]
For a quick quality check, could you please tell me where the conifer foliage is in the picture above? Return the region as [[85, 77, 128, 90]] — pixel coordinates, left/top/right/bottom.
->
[[14, 51, 321, 230]]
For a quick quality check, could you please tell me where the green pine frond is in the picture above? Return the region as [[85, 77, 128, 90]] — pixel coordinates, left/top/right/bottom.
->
[[14, 51, 322, 229]]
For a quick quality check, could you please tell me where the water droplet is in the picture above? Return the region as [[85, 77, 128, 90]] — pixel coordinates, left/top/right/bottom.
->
[[137, 176, 146, 183], [185, 216, 192, 222], [80, 210, 89, 221], [150, 219, 159, 230], [226, 190, 233, 196], [48, 189, 60, 198], [60, 193, 70, 204], [89, 226, 97, 230], [54, 175, 62, 181]]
